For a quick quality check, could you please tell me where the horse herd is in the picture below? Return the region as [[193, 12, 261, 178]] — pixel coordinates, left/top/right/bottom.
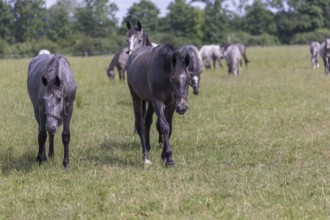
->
[[309, 38, 330, 74]]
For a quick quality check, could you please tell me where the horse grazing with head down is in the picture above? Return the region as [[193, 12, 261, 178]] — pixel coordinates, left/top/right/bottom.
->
[[107, 47, 128, 81], [319, 38, 330, 75], [179, 45, 203, 95], [27, 54, 77, 168], [126, 20, 152, 55], [310, 41, 320, 69], [127, 44, 191, 167], [225, 45, 241, 77]]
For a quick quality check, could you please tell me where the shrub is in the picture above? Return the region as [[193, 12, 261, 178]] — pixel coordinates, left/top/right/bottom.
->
[[290, 29, 330, 44]]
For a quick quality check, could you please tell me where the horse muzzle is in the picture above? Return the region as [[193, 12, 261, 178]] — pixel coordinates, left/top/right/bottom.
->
[[176, 98, 188, 115]]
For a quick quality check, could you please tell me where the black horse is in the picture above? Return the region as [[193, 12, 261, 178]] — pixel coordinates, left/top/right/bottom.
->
[[127, 44, 190, 167], [126, 20, 152, 54]]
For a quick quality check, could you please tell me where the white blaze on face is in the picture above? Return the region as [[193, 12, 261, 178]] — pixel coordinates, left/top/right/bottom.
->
[[128, 36, 135, 54], [192, 76, 199, 87]]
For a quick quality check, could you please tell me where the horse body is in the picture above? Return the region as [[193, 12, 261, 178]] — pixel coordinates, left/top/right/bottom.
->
[[107, 47, 128, 81], [310, 41, 320, 69], [319, 38, 330, 74], [179, 45, 203, 95], [127, 44, 190, 166], [222, 43, 249, 68], [199, 45, 223, 70], [225, 45, 241, 76], [27, 54, 76, 168]]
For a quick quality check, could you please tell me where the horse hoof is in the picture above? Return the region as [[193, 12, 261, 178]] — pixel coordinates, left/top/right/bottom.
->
[[144, 159, 152, 166], [165, 161, 175, 168], [63, 160, 70, 168]]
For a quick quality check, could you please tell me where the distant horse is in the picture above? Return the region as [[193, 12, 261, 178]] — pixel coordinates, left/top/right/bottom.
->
[[126, 20, 152, 54], [310, 41, 320, 69], [199, 44, 224, 70], [179, 45, 203, 95], [27, 54, 77, 168], [222, 43, 249, 68], [225, 45, 241, 77], [38, 49, 51, 55], [106, 47, 128, 81], [319, 38, 330, 75], [127, 44, 190, 166]]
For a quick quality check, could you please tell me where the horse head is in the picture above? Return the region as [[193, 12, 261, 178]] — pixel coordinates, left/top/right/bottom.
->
[[126, 20, 151, 54], [41, 73, 64, 135], [169, 51, 191, 114]]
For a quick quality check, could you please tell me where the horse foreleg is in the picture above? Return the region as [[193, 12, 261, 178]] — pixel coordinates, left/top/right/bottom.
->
[[48, 134, 54, 159], [62, 104, 74, 168], [156, 118, 163, 147], [154, 101, 175, 167], [37, 126, 47, 164], [145, 103, 154, 152]]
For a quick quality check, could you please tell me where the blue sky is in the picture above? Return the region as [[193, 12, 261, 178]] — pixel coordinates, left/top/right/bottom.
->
[[46, 0, 206, 24]]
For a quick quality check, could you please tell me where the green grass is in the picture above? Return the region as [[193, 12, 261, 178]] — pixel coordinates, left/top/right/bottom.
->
[[0, 46, 330, 219]]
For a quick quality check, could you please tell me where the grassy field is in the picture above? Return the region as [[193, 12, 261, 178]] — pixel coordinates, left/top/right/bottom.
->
[[0, 46, 329, 219]]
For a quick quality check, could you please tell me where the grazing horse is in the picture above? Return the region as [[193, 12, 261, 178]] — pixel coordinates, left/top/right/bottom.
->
[[38, 49, 51, 55], [179, 45, 203, 95], [27, 54, 77, 168], [225, 45, 241, 77], [126, 20, 152, 55], [199, 44, 224, 70], [107, 47, 129, 81], [319, 38, 330, 75], [222, 43, 249, 68], [127, 44, 190, 167], [310, 41, 320, 69]]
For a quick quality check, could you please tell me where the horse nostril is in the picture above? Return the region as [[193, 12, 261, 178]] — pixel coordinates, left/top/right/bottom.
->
[[47, 125, 56, 134]]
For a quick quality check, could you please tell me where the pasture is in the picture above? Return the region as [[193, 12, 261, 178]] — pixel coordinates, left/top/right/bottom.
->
[[0, 46, 329, 219]]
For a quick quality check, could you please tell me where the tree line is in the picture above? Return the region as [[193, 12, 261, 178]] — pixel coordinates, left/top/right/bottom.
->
[[1, 0, 330, 58]]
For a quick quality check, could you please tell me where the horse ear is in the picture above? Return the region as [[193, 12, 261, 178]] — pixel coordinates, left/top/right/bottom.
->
[[54, 75, 61, 87], [136, 20, 142, 31], [126, 20, 132, 29], [184, 53, 190, 67], [41, 76, 48, 86]]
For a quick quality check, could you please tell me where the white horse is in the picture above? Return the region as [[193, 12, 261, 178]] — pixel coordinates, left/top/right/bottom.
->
[[225, 45, 241, 77], [310, 41, 320, 69], [38, 49, 51, 55], [199, 45, 224, 70]]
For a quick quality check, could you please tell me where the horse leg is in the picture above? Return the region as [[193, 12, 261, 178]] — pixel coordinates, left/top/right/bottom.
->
[[62, 104, 74, 168], [129, 86, 150, 165], [117, 67, 122, 81], [37, 112, 47, 164], [145, 103, 154, 152], [48, 133, 54, 159], [156, 118, 163, 147], [153, 100, 175, 167]]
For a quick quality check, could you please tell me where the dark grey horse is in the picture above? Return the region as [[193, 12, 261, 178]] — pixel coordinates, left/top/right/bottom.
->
[[126, 20, 152, 55], [319, 38, 330, 75], [27, 54, 77, 168], [179, 45, 203, 95], [107, 47, 128, 81], [310, 41, 320, 69], [127, 44, 190, 167]]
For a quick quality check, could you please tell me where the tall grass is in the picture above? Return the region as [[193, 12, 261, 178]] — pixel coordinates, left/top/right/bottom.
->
[[0, 46, 329, 219]]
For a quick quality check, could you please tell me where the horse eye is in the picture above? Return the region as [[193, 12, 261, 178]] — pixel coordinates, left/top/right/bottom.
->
[[56, 97, 62, 102], [138, 39, 142, 43]]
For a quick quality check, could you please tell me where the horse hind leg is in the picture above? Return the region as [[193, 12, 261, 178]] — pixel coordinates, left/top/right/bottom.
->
[[61, 104, 74, 168]]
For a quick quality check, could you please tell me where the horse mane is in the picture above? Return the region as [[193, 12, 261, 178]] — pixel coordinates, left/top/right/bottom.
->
[[42, 55, 61, 79], [108, 50, 121, 71], [144, 33, 152, 46]]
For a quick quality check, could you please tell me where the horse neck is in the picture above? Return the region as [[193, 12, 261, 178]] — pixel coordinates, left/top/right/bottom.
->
[[144, 33, 152, 46], [108, 51, 120, 71]]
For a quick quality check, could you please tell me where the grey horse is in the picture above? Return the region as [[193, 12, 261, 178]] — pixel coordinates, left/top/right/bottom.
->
[[222, 43, 249, 68], [107, 47, 128, 81], [310, 41, 320, 69], [179, 45, 203, 95], [27, 54, 77, 168], [199, 44, 224, 70], [225, 45, 241, 77], [319, 38, 330, 75]]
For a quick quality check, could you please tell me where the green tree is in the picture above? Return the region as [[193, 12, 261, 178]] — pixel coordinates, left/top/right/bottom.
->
[[244, 1, 277, 35], [74, 0, 118, 38], [47, 2, 73, 42], [0, 1, 14, 44], [123, 0, 160, 33], [163, 0, 204, 42], [12, 0, 48, 43]]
